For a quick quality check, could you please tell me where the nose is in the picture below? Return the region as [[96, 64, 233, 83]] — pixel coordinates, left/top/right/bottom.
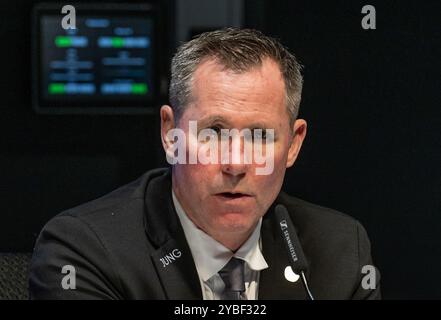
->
[[221, 162, 247, 177], [219, 132, 251, 178]]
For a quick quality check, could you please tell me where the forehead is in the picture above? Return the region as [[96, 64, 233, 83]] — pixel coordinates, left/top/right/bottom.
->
[[185, 57, 287, 127]]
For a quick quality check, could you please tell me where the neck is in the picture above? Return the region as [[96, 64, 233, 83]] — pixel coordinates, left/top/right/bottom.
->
[[207, 228, 255, 252]]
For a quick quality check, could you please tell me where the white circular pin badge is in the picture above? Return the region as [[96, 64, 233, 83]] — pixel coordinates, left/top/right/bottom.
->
[[284, 266, 300, 283]]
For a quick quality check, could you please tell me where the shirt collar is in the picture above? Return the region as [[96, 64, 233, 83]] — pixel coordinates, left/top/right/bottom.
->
[[172, 189, 268, 282]]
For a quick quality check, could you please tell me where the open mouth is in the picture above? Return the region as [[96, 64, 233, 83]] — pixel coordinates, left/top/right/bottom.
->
[[216, 192, 250, 199]]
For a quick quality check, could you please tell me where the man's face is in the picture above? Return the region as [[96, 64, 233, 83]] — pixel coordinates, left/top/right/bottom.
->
[[161, 57, 306, 243]]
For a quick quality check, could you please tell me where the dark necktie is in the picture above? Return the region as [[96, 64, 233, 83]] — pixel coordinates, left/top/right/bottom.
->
[[218, 257, 245, 300]]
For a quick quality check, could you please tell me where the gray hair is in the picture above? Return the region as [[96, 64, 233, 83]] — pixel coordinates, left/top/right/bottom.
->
[[169, 28, 303, 124]]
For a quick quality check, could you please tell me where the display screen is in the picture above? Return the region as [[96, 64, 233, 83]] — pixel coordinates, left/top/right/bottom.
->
[[33, 4, 160, 114]]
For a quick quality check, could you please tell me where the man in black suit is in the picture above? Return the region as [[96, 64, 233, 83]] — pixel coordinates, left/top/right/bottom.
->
[[29, 28, 381, 299]]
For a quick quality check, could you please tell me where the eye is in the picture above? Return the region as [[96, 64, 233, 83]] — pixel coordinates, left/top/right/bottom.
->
[[209, 126, 221, 134], [253, 129, 267, 140]]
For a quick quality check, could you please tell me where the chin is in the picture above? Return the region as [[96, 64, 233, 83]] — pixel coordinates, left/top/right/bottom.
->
[[215, 214, 256, 233]]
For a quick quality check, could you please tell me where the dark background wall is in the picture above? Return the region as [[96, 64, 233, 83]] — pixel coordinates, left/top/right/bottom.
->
[[252, 0, 441, 299], [1, 0, 440, 299]]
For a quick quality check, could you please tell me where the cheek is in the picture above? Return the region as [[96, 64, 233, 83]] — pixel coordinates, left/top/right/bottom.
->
[[179, 163, 202, 182], [178, 163, 218, 193], [272, 137, 293, 169], [274, 147, 289, 168], [256, 171, 284, 198], [252, 150, 287, 203]]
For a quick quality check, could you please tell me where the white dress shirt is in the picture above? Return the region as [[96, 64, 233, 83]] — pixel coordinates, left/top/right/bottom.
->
[[172, 189, 269, 300]]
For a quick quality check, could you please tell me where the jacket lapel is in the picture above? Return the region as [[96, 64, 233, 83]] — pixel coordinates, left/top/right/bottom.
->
[[259, 203, 310, 300], [143, 168, 202, 299], [150, 235, 202, 299]]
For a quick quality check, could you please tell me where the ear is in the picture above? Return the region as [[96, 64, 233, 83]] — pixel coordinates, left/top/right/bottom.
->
[[286, 119, 307, 168], [160, 105, 176, 154]]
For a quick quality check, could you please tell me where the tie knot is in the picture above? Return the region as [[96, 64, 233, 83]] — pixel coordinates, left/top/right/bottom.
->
[[219, 257, 245, 294]]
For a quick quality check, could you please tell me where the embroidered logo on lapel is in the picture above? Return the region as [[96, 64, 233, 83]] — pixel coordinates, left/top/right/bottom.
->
[[280, 220, 288, 230], [160, 248, 182, 267]]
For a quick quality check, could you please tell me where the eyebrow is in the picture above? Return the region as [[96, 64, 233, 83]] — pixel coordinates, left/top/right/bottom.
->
[[197, 115, 271, 130]]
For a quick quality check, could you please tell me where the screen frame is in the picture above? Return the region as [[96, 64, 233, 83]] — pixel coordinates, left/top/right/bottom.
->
[[31, 2, 166, 115]]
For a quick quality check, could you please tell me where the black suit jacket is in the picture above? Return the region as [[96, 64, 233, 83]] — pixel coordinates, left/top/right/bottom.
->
[[29, 167, 381, 299]]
